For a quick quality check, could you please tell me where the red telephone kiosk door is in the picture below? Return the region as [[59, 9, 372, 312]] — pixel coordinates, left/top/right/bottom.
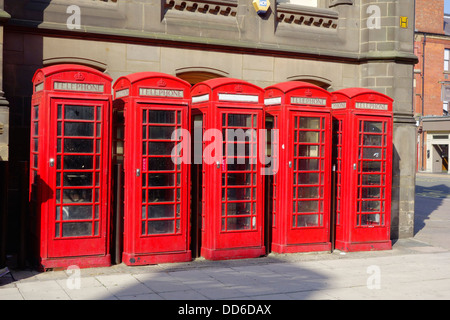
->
[[191, 78, 266, 260], [113, 72, 192, 265], [264, 82, 332, 253], [331, 88, 393, 252], [30, 65, 112, 270]]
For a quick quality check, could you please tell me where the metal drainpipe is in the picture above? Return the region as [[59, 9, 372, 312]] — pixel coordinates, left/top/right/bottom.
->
[[421, 33, 426, 171]]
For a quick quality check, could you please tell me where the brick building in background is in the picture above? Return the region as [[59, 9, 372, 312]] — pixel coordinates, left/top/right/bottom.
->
[[415, 0, 450, 173]]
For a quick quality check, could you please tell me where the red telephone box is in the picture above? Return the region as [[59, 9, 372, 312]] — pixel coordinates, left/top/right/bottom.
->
[[30, 64, 112, 270], [264, 82, 332, 253], [331, 88, 393, 252], [191, 78, 266, 260], [113, 72, 192, 265]]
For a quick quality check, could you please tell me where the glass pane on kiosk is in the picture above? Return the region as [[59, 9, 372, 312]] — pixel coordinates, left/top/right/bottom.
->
[[55, 104, 102, 238], [222, 113, 258, 232], [357, 119, 388, 227], [292, 115, 326, 228], [141, 109, 182, 236]]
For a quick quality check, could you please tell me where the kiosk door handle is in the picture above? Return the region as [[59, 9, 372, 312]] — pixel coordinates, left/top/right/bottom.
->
[[49, 158, 55, 167], [289, 161, 292, 168], [136, 169, 141, 177]]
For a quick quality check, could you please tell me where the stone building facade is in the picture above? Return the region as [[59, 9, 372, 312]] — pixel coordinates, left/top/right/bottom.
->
[[0, 0, 417, 257]]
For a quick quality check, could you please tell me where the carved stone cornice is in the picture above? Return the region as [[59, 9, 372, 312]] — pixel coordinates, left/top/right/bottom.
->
[[276, 4, 338, 29], [328, 0, 353, 8], [164, 0, 237, 17]]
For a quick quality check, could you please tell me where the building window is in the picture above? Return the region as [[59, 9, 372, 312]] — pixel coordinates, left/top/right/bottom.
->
[[444, 101, 449, 116], [445, 49, 450, 72]]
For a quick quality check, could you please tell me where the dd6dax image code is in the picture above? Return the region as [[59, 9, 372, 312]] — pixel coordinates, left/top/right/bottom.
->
[[177, 304, 272, 317]]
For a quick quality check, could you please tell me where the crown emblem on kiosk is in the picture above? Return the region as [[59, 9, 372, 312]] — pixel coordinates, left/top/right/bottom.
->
[[305, 89, 313, 97], [74, 72, 85, 81], [157, 79, 167, 87], [235, 85, 243, 93]]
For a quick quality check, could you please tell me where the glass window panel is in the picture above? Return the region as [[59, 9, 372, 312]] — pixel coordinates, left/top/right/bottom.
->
[[298, 131, 319, 143], [296, 214, 319, 227], [147, 204, 175, 219], [364, 121, 383, 133], [362, 174, 381, 185], [227, 188, 251, 200], [148, 126, 175, 140], [227, 217, 251, 230], [361, 214, 380, 226], [298, 159, 319, 171], [64, 155, 93, 170], [61, 205, 92, 220], [62, 222, 92, 237], [63, 173, 93, 186], [227, 173, 251, 185], [297, 187, 319, 199], [361, 187, 381, 199], [147, 157, 174, 171], [147, 220, 174, 235], [298, 145, 319, 157], [227, 163, 252, 171], [297, 201, 319, 213], [148, 111, 175, 124], [227, 202, 251, 215], [361, 201, 381, 212], [64, 139, 94, 153], [363, 135, 382, 146], [64, 105, 95, 120], [226, 142, 252, 157], [299, 117, 320, 129], [297, 173, 319, 185], [62, 189, 93, 203], [142, 110, 147, 124], [148, 142, 175, 155], [362, 148, 383, 159], [64, 122, 94, 137], [147, 189, 175, 203], [55, 223, 60, 237], [362, 161, 382, 172], [228, 114, 253, 127], [148, 173, 175, 186], [33, 138, 39, 152], [34, 122, 39, 135]]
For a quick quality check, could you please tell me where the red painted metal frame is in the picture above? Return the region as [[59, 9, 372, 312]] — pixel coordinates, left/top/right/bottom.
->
[[113, 72, 192, 265], [30, 64, 112, 270], [331, 88, 393, 252], [190, 78, 266, 260], [264, 82, 332, 253]]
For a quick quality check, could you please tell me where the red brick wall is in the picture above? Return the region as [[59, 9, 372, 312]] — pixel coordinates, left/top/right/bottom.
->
[[414, 36, 450, 117], [415, 0, 444, 34]]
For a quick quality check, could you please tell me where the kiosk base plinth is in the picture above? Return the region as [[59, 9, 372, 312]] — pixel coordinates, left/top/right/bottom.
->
[[201, 246, 266, 261], [271, 242, 331, 254], [335, 240, 392, 252], [40, 254, 111, 271], [122, 251, 192, 266]]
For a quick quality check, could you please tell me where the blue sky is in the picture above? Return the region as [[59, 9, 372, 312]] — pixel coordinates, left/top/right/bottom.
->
[[446, 0, 450, 14]]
